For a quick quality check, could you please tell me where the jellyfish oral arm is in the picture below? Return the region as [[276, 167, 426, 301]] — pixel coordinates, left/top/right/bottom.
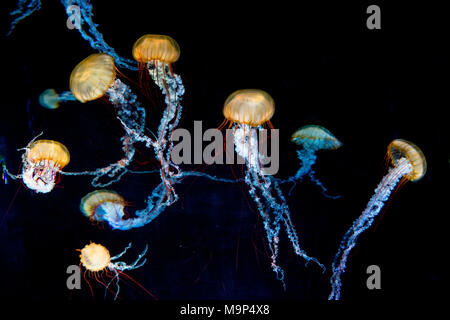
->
[[329, 157, 413, 300], [234, 125, 261, 171], [235, 123, 324, 287], [105, 243, 148, 300], [22, 159, 60, 193], [146, 60, 185, 203]]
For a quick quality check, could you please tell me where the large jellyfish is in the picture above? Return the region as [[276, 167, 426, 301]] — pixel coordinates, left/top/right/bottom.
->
[[223, 89, 325, 287], [3, 138, 70, 193], [78, 242, 154, 300], [329, 139, 426, 300], [62, 53, 151, 187], [285, 125, 342, 198], [131, 34, 184, 205]]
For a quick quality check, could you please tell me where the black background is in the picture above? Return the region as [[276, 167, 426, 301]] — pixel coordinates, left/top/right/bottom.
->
[[0, 0, 447, 302]]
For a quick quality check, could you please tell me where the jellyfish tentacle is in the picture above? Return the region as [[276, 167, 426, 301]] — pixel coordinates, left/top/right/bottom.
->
[[284, 126, 342, 199], [234, 121, 323, 288], [329, 156, 414, 300], [7, 0, 41, 36]]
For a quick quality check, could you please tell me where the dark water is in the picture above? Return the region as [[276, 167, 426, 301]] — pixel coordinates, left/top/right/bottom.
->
[[0, 1, 446, 301]]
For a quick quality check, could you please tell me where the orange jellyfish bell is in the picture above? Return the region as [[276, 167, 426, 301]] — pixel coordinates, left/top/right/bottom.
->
[[291, 125, 342, 150], [79, 242, 111, 272], [70, 53, 116, 103], [80, 190, 125, 219], [132, 34, 180, 64], [223, 89, 275, 127], [26, 139, 70, 167], [22, 139, 70, 193], [387, 139, 426, 182]]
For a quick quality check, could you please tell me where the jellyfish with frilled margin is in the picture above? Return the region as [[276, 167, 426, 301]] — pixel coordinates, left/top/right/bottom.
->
[[61, 53, 153, 187], [287, 125, 342, 198], [80, 190, 148, 230], [4, 138, 71, 193], [131, 34, 185, 204], [222, 89, 325, 288], [329, 139, 426, 300], [78, 242, 155, 300]]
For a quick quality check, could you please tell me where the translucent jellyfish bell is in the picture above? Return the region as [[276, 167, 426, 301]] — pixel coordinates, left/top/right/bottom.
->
[[70, 53, 116, 103], [223, 89, 275, 127], [387, 139, 427, 182], [22, 139, 70, 193], [38, 89, 77, 109], [291, 125, 342, 150], [132, 34, 180, 64], [80, 190, 125, 222], [39, 89, 60, 109], [288, 125, 342, 198]]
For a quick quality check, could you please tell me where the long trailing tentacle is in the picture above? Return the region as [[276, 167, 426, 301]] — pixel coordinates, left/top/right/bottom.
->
[[329, 157, 413, 300]]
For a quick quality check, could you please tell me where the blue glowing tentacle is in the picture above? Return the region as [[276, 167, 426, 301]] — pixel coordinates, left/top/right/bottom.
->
[[272, 178, 326, 272], [61, 79, 149, 187], [328, 157, 413, 300], [89, 170, 239, 230], [147, 60, 185, 204], [104, 268, 121, 300], [110, 242, 132, 261], [7, 0, 41, 36], [60, 0, 138, 70], [58, 91, 76, 102], [283, 147, 317, 195], [245, 169, 285, 288], [234, 123, 324, 287], [106, 243, 148, 299], [308, 170, 341, 199]]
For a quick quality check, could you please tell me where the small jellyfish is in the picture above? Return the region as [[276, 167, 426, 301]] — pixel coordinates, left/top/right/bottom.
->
[[289, 125, 342, 198], [38, 89, 76, 109], [21, 139, 70, 193], [329, 139, 426, 300], [78, 242, 153, 300], [223, 89, 324, 287], [80, 190, 146, 230]]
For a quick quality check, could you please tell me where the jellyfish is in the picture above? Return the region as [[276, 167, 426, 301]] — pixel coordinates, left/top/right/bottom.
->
[[286, 125, 342, 198], [78, 242, 153, 300], [80, 190, 146, 230], [63, 53, 152, 187], [131, 34, 184, 204], [16, 139, 70, 193], [223, 89, 325, 287], [39, 89, 76, 109], [329, 139, 426, 300]]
